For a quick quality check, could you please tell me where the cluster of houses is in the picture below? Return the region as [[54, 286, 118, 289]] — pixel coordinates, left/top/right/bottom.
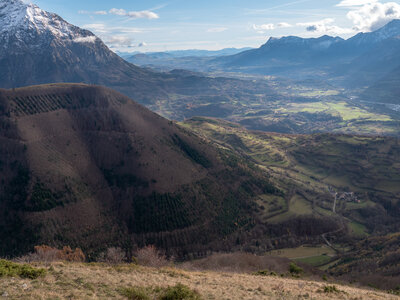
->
[[328, 186, 361, 203]]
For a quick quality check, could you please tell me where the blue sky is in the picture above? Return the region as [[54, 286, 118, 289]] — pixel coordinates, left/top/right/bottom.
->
[[31, 0, 400, 52]]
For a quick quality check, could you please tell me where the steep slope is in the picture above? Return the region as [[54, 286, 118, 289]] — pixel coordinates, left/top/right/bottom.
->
[[0, 84, 278, 258], [362, 64, 400, 104], [338, 36, 400, 87]]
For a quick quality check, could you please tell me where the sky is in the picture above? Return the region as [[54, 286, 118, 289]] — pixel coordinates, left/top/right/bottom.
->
[[30, 0, 400, 52]]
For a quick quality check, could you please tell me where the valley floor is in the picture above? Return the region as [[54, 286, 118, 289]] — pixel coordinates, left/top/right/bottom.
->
[[0, 262, 397, 299]]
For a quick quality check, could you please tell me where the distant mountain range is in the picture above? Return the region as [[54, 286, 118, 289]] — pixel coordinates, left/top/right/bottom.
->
[[118, 47, 253, 59], [124, 19, 400, 104], [208, 19, 400, 84]]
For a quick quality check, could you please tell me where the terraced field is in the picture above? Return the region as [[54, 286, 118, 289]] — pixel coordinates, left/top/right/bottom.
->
[[182, 117, 400, 281]]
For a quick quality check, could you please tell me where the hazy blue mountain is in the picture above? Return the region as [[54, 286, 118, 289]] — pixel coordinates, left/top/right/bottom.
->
[[123, 47, 253, 59], [208, 20, 400, 90], [222, 35, 344, 67], [362, 65, 400, 104], [123, 48, 253, 72]]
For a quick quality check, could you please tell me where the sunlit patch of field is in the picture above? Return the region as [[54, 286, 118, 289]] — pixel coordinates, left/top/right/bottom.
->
[[267, 195, 313, 224], [298, 90, 341, 97], [267, 245, 336, 260], [267, 245, 337, 268], [279, 101, 392, 122], [295, 255, 334, 267]]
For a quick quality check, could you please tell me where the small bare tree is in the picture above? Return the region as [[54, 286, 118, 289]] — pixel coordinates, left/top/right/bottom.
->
[[98, 247, 126, 264], [135, 245, 169, 268]]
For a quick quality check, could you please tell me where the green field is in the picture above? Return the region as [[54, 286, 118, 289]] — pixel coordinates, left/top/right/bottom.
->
[[280, 101, 391, 122], [295, 254, 333, 267], [267, 195, 313, 224], [267, 245, 337, 268], [267, 245, 336, 259], [348, 221, 369, 238]]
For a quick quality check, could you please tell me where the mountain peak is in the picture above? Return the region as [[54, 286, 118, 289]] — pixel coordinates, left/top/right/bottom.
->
[[374, 18, 400, 36], [0, 0, 96, 43], [348, 19, 400, 45], [261, 34, 342, 51]]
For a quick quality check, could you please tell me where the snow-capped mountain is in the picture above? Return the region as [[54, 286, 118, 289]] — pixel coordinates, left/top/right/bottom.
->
[[0, 0, 168, 102], [0, 0, 97, 50]]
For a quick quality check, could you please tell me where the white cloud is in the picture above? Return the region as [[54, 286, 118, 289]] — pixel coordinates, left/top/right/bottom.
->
[[109, 8, 159, 19], [138, 42, 147, 47], [347, 1, 400, 31], [127, 11, 159, 19], [277, 22, 293, 28], [256, 23, 275, 30], [78, 10, 109, 15], [207, 27, 228, 33], [73, 36, 97, 43], [252, 22, 293, 33], [297, 18, 355, 34], [104, 35, 134, 47], [337, 0, 378, 6], [252, 23, 275, 32], [109, 8, 126, 16], [84, 23, 108, 33]]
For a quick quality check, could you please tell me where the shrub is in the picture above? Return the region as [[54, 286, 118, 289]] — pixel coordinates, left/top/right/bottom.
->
[[121, 287, 150, 300], [0, 260, 46, 279], [323, 285, 340, 293], [98, 247, 126, 264], [159, 284, 202, 300], [254, 269, 277, 276], [17, 245, 85, 263], [254, 269, 269, 276], [136, 246, 169, 268], [289, 262, 303, 275]]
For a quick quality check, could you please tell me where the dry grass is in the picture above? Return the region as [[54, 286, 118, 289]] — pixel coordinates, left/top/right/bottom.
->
[[0, 262, 397, 300]]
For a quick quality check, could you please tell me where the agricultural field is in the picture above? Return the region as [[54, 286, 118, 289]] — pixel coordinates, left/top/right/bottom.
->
[[267, 245, 336, 267]]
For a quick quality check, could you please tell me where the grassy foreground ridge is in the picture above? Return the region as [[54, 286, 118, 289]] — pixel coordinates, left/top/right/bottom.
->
[[0, 261, 398, 300]]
